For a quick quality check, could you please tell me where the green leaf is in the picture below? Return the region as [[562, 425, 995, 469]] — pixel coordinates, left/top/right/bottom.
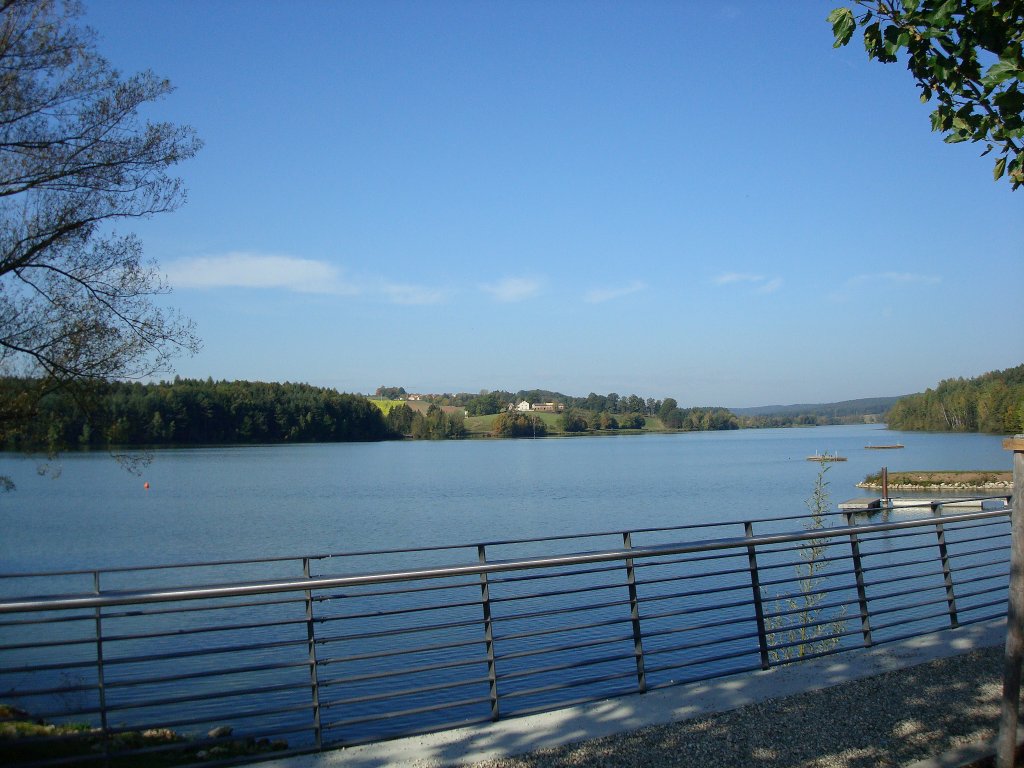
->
[[993, 156, 1007, 180], [863, 21, 882, 57], [926, 0, 958, 26], [827, 7, 856, 48], [981, 59, 1021, 89]]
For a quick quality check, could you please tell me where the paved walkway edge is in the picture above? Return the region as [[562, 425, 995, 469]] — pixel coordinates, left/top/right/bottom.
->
[[264, 619, 1007, 768]]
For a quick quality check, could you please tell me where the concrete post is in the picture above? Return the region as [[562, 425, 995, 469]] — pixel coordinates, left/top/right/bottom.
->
[[997, 435, 1024, 768]]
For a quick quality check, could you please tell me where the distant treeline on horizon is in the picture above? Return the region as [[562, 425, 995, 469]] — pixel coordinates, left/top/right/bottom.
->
[[885, 363, 1024, 434], [3, 364, 1018, 453]]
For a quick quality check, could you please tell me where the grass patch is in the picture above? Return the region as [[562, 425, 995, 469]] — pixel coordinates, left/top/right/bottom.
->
[[366, 398, 407, 415], [0, 706, 287, 767], [860, 470, 1012, 489]]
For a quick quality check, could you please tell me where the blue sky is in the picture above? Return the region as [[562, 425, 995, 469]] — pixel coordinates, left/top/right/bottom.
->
[[84, 1, 1022, 407]]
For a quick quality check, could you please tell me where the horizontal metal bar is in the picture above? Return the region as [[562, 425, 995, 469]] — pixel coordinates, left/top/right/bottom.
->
[[495, 615, 633, 644], [498, 668, 638, 701], [2, 509, 1006, 614], [314, 575, 480, 602], [955, 584, 1009, 603], [95, 616, 307, 645], [495, 631, 635, 663], [632, 563, 752, 588], [645, 646, 763, 676], [0, 612, 94, 629], [320, 675, 491, 706], [488, 561, 624, 586], [870, 608, 954, 633], [868, 597, 957, 622], [489, 580, 622, 605], [321, 595, 483, 622], [102, 679, 311, 714], [639, 579, 761, 605], [99, 635, 309, 667], [946, 548, 1011, 569], [860, 552, 946, 575], [641, 613, 759, 642], [0, 635, 96, 652], [646, 660, 764, 690], [322, 694, 492, 729], [320, 653, 488, 684], [316, 615, 481, 643], [105, 659, 311, 690], [496, 650, 635, 683], [864, 573, 956, 598], [1, 658, 98, 675], [492, 596, 631, 625], [641, 595, 753, 622], [316, 634, 483, 665], [644, 628, 763, 657], [98, 593, 305, 620]]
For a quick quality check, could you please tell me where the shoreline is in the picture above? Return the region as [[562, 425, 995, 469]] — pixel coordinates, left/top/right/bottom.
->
[[857, 470, 1012, 492], [857, 482, 1012, 491]]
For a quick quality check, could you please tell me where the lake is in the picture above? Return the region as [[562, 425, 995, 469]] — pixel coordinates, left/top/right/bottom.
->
[[0, 423, 1012, 572], [0, 422, 1014, 750]]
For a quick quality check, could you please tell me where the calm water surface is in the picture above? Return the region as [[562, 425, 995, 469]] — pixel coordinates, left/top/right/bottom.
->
[[0, 424, 1011, 572]]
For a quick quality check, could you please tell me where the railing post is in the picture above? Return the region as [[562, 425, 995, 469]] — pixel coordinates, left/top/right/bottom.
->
[[302, 558, 322, 750], [934, 521, 959, 628], [478, 545, 500, 721], [844, 511, 873, 647], [622, 532, 647, 692], [744, 522, 771, 670], [997, 435, 1024, 768], [93, 571, 110, 767]]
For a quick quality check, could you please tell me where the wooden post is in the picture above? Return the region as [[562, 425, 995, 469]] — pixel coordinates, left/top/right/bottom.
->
[[997, 435, 1024, 768]]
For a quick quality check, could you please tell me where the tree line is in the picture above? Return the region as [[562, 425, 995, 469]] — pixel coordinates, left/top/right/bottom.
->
[[2, 378, 396, 451], [885, 364, 1024, 434]]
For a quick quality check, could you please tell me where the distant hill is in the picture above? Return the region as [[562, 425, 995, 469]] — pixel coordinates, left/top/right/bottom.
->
[[731, 396, 904, 419]]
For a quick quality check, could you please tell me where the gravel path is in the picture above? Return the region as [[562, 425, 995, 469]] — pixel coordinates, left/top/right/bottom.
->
[[469, 646, 1011, 768]]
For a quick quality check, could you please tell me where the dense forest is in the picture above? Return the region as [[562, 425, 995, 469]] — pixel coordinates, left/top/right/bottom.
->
[[1, 378, 395, 450], [885, 365, 1024, 433]]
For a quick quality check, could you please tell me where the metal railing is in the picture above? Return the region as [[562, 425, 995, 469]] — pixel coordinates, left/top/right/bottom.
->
[[0, 498, 1012, 767]]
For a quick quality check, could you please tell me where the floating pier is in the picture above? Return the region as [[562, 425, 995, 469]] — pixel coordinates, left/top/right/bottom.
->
[[838, 496, 1007, 512], [806, 451, 847, 462]]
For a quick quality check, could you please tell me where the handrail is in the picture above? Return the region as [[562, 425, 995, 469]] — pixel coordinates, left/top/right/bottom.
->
[[0, 507, 1009, 614]]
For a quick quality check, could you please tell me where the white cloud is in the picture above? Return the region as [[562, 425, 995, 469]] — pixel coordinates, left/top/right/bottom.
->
[[585, 280, 647, 303], [878, 272, 942, 286], [846, 272, 942, 289], [165, 252, 360, 295], [713, 272, 764, 285], [480, 276, 543, 303], [714, 272, 783, 293], [381, 282, 450, 305], [831, 271, 942, 302], [166, 252, 451, 306]]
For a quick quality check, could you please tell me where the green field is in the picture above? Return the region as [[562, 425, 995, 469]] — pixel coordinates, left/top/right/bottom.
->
[[367, 399, 408, 415], [464, 411, 668, 436]]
